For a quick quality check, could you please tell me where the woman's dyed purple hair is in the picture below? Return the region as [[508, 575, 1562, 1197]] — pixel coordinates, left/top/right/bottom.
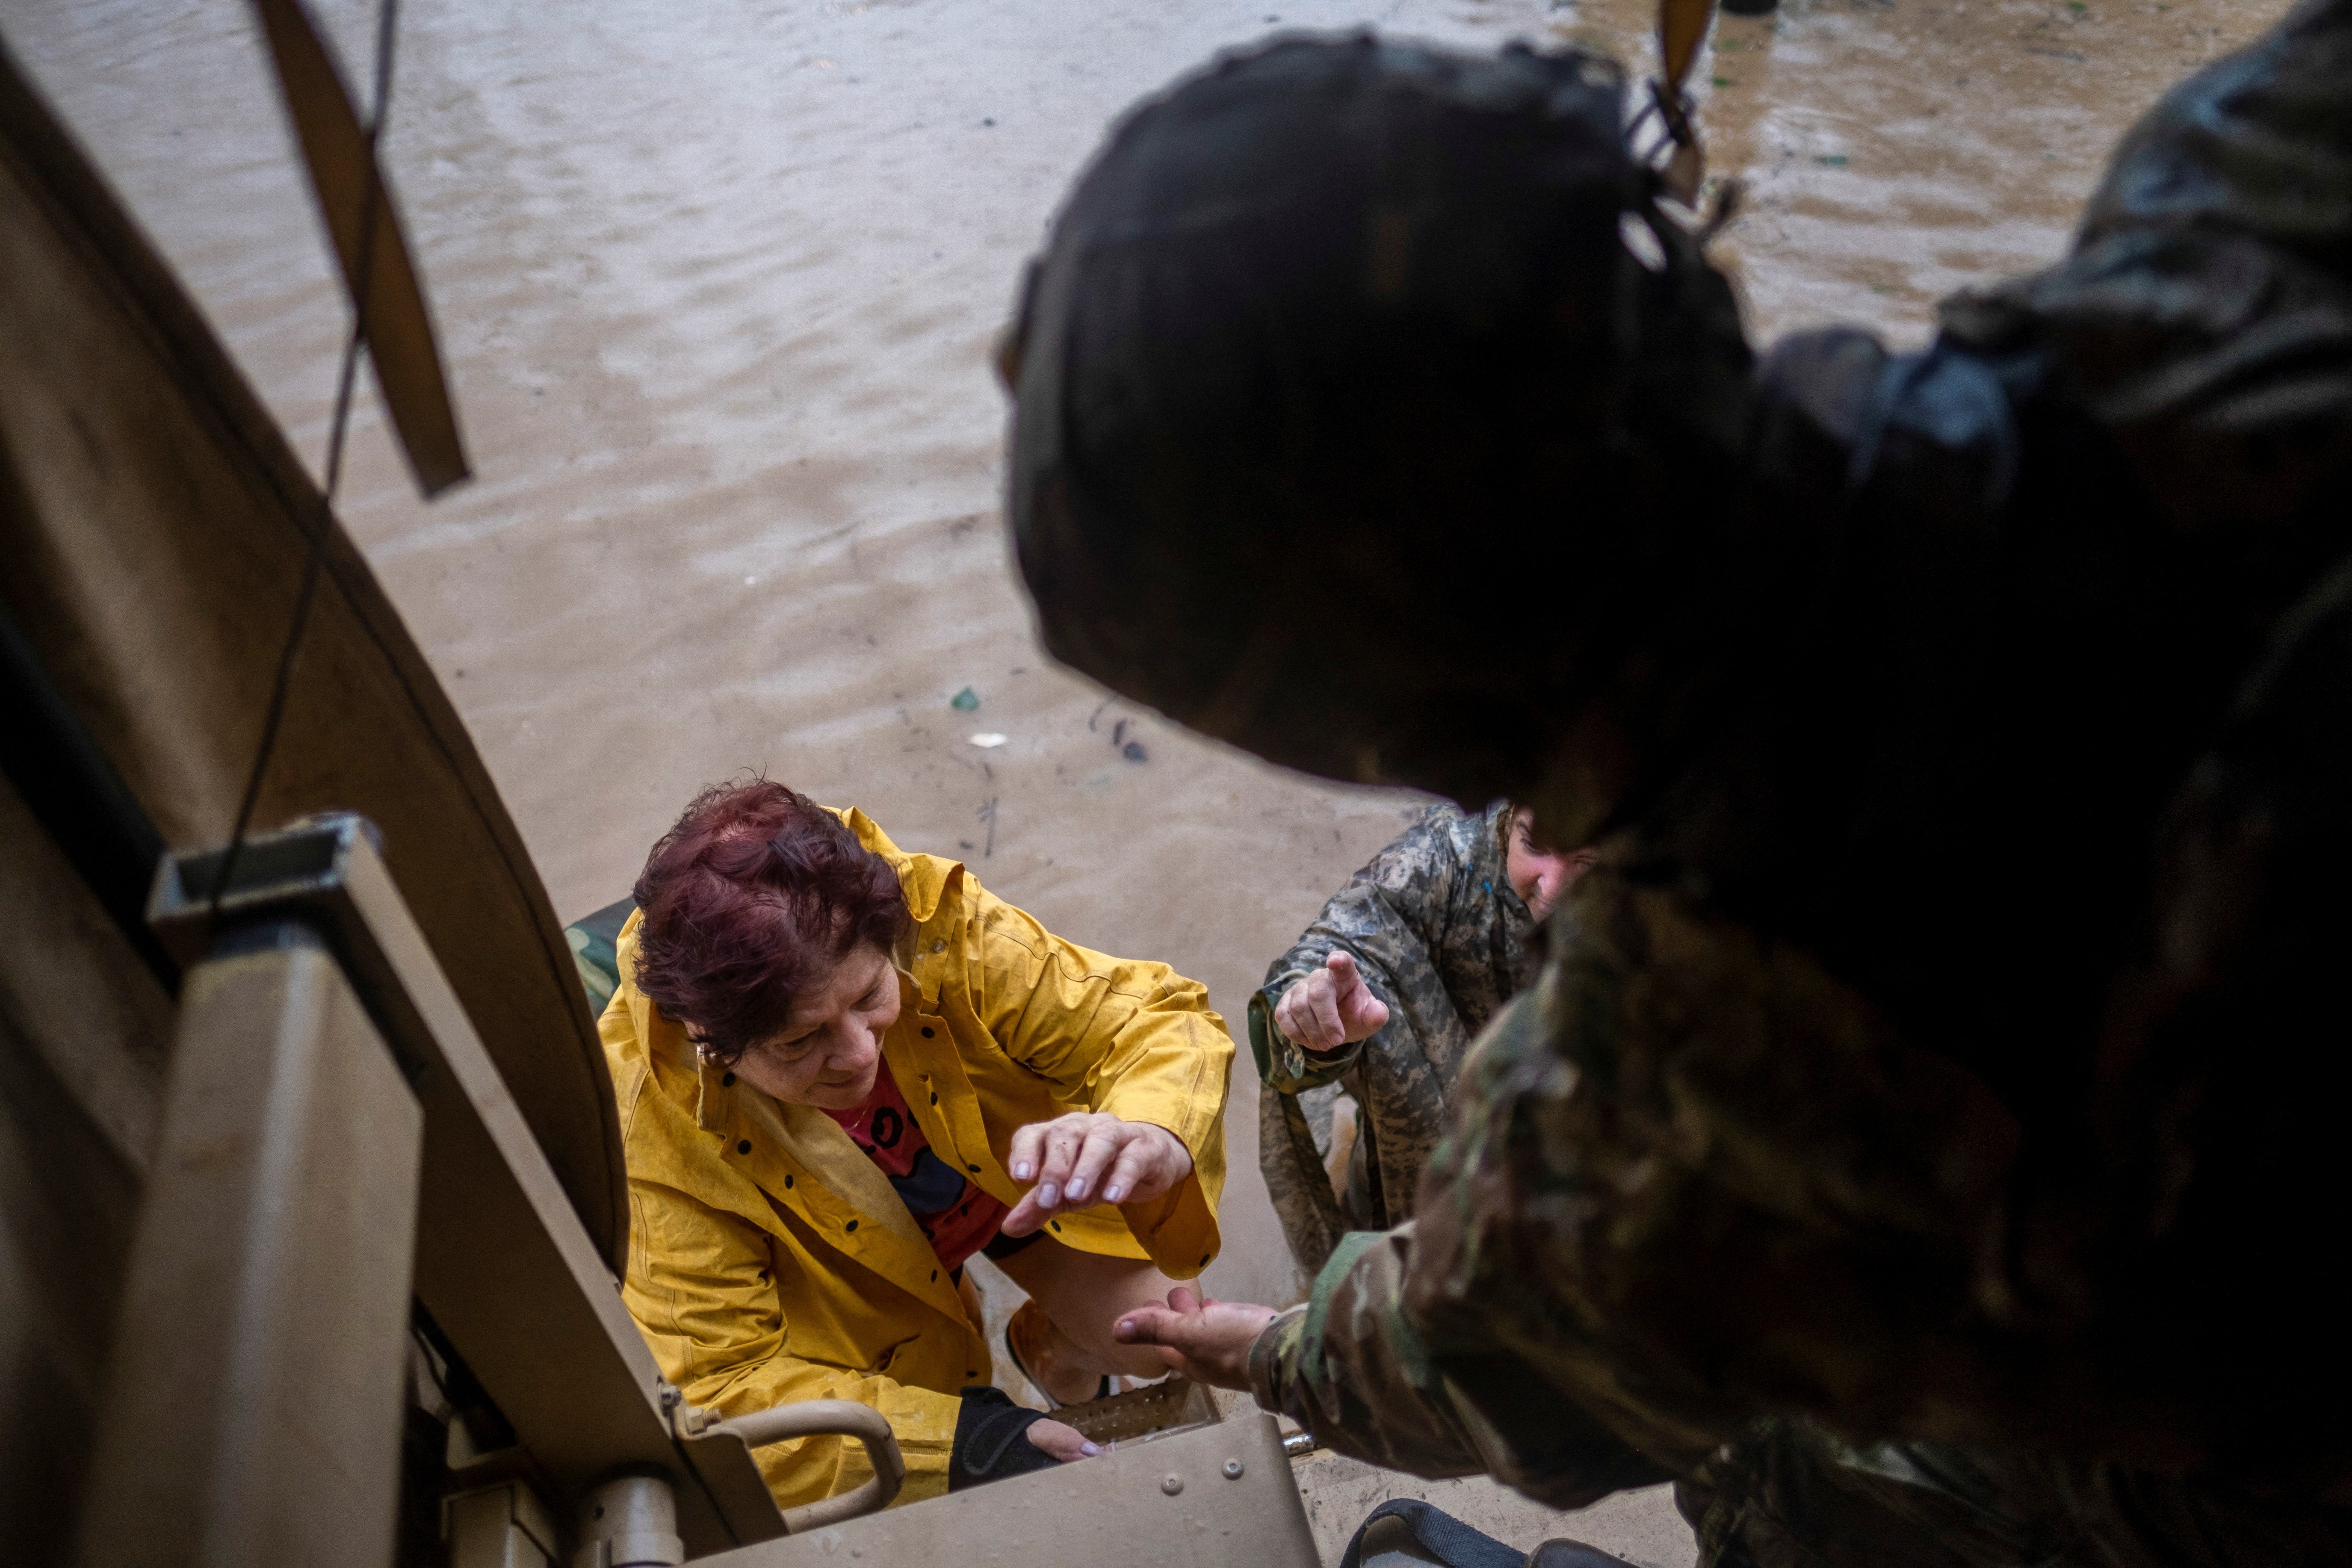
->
[[630, 780, 910, 1065]]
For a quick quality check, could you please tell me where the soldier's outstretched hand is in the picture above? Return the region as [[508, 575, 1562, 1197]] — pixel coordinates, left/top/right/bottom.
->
[[1112, 1286, 1279, 1390], [1274, 951, 1390, 1053]]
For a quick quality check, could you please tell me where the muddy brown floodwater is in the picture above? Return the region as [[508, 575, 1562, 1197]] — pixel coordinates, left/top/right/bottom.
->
[[3, 0, 2290, 1552]]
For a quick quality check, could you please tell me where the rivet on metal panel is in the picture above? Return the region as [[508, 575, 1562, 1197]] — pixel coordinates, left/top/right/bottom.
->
[[1222, 1458, 1244, 1479], [1161, 1473, 1184, 1496]]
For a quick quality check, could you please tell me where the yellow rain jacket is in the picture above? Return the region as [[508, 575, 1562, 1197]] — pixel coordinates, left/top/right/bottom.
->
[[601, 809, 1232, 1511]]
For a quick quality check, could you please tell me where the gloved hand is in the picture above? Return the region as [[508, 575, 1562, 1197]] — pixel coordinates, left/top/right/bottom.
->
[[948, 1387, 1101, 1490]]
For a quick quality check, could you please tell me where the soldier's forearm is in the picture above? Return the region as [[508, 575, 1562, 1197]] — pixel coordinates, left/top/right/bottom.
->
[[1244, 1228, 1489, 1479]]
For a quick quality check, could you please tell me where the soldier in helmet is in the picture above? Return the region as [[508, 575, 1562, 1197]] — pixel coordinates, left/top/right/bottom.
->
[[999, 7, 2352, 1565]]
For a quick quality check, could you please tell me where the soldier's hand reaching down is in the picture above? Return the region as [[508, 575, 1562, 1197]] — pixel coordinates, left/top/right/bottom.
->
[[1112, 1287, 1280, 1390], [1274, 951, 1390, 1052]]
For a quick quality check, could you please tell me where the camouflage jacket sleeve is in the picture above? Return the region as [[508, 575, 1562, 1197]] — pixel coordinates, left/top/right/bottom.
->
[[1247, 802, 1502, 1096], [1267, 0, 2352, 1521], [1247, 1196, 1673, 1508], [1254, 802, 1533, 1274], [1250, 865, 2024, 1507], [1247, 1227, 1486, 1479]]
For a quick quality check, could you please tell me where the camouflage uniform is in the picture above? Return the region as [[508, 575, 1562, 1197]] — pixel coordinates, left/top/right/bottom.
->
[[1253, 801, 1538, 1275], [1008, 0, 2352, 1562], [1251, 927, 2352, 1568], [1235, 4, 2352, 1560]]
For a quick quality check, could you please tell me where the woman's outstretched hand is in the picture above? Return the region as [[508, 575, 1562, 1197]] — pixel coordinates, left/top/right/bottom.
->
[[1111, 1286, 1279, 1390], [1002, 1113, 1192, 1234]]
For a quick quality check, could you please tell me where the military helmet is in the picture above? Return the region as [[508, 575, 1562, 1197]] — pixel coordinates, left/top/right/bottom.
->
[[1003, 34, 1751, 807]]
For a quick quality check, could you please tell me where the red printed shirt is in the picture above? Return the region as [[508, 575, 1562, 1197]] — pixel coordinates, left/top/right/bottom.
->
[[823, 1072, 1010, 1273]]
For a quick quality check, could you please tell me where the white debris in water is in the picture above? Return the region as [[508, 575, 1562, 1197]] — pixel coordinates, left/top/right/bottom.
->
[[968, 732, 1008, 748]]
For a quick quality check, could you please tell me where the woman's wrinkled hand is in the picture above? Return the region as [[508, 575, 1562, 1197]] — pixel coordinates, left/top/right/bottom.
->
[[1111, 1286, 1279, 1390], [1024, 1417, 1102, 1463], [1001, 1113, 1192, 1234], [1274, 951, 1390, 1052]]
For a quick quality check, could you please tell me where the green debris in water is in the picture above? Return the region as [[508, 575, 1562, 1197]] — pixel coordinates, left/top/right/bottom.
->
[[1713, 74, 1734, 86], [951, 687, 980, 711], [1815, 154, 1849, 166]]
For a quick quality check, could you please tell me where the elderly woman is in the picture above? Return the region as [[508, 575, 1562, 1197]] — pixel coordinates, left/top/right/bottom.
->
[[600, 780, 1231, 1510]]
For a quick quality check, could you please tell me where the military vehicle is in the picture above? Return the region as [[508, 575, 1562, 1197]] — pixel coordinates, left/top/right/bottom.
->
[[0, 6, 1324, 1563]]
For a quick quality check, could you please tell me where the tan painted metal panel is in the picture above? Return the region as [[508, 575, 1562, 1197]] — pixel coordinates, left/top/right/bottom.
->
[[146, 819, 786, 1557], [74, 942, 423, 1568], [692, 1413, 1321, 1568], [0, 774, 174, 1568]]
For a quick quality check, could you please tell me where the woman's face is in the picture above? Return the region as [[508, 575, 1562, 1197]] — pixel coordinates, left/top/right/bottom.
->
[[724, 945, 902, 1110]]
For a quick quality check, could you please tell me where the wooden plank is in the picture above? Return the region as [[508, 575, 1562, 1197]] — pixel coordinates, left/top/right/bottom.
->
[[248, 0, 470, 496]]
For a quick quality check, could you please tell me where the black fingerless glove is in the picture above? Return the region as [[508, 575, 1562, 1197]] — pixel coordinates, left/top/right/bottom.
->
[[948, 1386, 1063, 1491]]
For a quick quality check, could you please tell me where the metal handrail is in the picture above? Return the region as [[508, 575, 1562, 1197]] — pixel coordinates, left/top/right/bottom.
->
[[679, 1398, 906, 1533]]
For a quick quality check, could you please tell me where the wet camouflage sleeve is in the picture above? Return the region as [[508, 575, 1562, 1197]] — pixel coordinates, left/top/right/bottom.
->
[[1256, 5, 2352, 1527], [1247, 1229, 1488, 1479], [1251, 869, 2352, 1552], [1246, 1213, 1667, 1504], [1250, 802, 1536, 1273], [1253, 865, 2020, 1506], [1249, 2, 2351, 1559]]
